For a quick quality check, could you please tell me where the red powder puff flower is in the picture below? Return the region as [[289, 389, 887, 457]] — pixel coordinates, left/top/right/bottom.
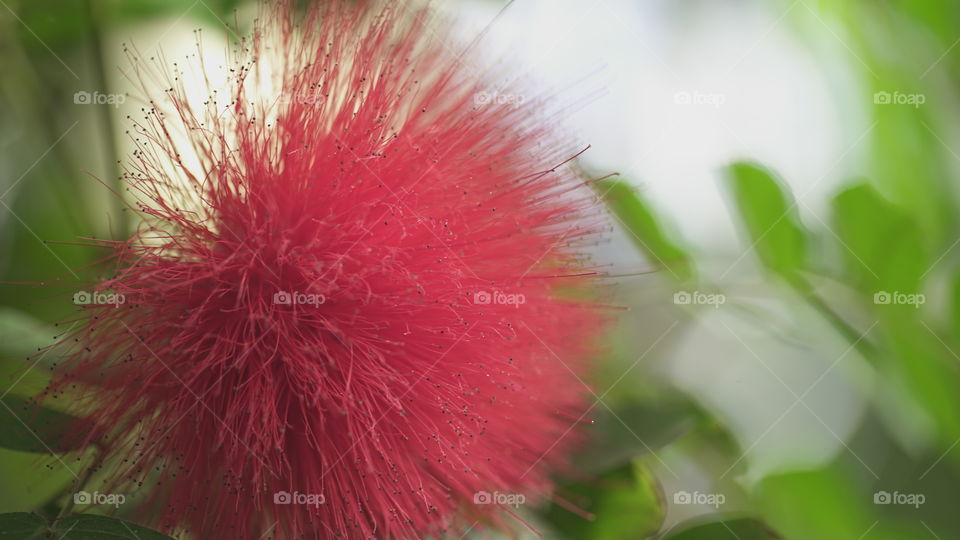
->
[[50, 1, 607, 538]]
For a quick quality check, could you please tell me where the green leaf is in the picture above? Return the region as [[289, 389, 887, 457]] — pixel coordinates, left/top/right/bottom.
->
[[109, 0, 207, 22], [830, 186, 960, 448], [0, 395, 88, 454], [882, 318, 960, 445], [53, 515, 173, 539], [0, 447, 77, 512], [0, 308, 55, 359], [832, 182, 927, 295], [0, 513, 173, 540], [757, 468, 867, 539], [0, 512, 45, 540], [572, 398, 696, 475], [544, 459, 665, 540], [0, 309, 56, 400], [951, 273, 960, 341], [593, 179, 694, 282], [753, 466, 926, 540], [723, 163, 808, 278], [755, 466, 875, 538], [664, 517, 781, 539], [867, 82, 954, 245]]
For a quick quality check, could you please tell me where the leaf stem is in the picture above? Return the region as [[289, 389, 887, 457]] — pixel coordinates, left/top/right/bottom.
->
[[85, 0, 126, 236], [789, 275, 880, 359], [56, 444, 104, 520]]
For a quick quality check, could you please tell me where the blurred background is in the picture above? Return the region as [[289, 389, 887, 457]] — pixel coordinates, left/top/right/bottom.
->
[[2, 0, 960, 538]]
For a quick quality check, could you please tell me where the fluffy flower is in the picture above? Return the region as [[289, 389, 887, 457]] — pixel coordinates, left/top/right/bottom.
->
[[51, 1, 606, 538]]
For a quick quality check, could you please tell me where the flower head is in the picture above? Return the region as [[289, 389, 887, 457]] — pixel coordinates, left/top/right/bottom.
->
[[51, 1, 606, 537]]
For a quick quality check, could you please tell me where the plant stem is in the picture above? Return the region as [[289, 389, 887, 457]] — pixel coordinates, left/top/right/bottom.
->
[[56, 445, 104, 520], [85, 0, 126, 237], [789, 275, 881, 360]]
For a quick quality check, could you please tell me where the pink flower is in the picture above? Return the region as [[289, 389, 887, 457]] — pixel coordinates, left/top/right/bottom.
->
[[52, 2, 606, 537]]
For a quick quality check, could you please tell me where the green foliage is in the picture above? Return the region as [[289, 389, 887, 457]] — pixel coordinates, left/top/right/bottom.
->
[[755, 466, 930, 540], [0, 512, 45, 540], [831, 183, 927, 295], [756, 468, 871, 539], [545, 460, 665, 540], [0, 395, 89, 454], [0, 513, 172, 539], [664, 517, 780, 539], [0, 447, 76, 513], [593, 179, 694, 282], [831, 183, 960, 446], [881, 320, 960, 444], [722, 162, 808, 280]]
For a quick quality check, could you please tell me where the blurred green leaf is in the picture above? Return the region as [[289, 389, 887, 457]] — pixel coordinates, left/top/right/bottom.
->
[[951, 273, 960, 341], [0, 395, 87, 454], [573, 398, 697, 475], [0, 447, 76, 513], [756, 468, 867, 539], [53, 514, 173, 539], [0, 512, 45, 539], [830, 182, 960, 449], [593, 179, 694, 282], [0, 308, 55, 399], [0, 308, 54, 359], [663, 517, 780, 539], [755, 466, 925, 540], [868, 93, 954, 245], [882, 319, 960, 445], [0, 513, 172, 539], [545, 459, 665, 540], [108, 0, 206, 21], [109, 0, 248, 35], [832, 182, 927, 295], [11, 1, 93, 52], [723, 163, 807, 279], [816, 1, 958, 244]]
